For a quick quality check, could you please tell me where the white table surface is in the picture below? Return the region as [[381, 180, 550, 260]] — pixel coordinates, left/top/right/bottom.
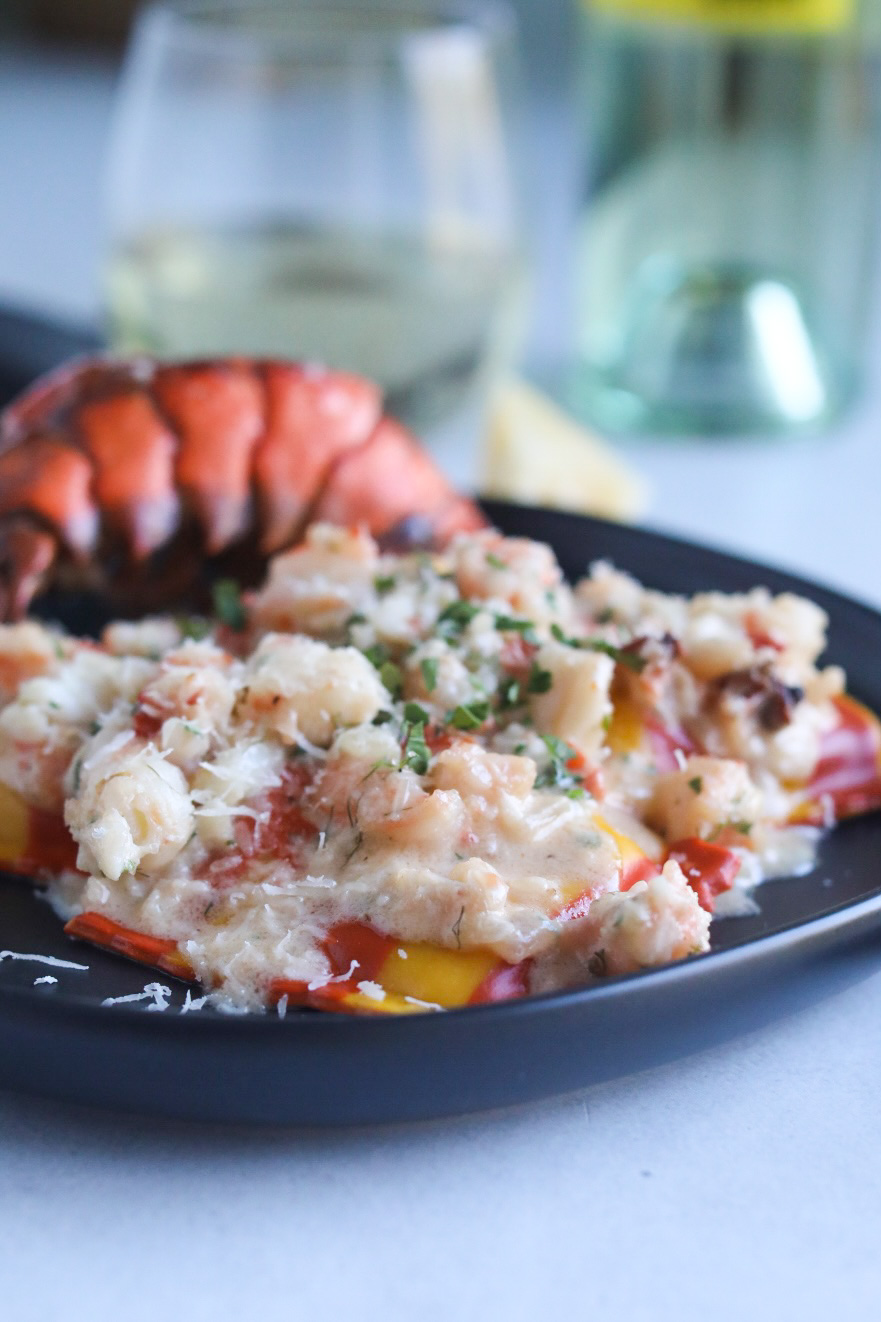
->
[[1, 40, 880, 1322]]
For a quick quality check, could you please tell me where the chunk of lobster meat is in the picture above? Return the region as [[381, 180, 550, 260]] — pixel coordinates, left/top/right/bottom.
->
[[529, 641, 614, 760], [153, 360, 265, 553], [253, 363, 383, 552], [430, 742, 537, 803], [0, 436, 97, 555], [647, 754, 762, 843], [311, 416, 487, 541], [74, 388, 180, 559], [191, 739, 286, 849], [0, 620, 64, 703], [450, 529, 566, 618], [0, 648, 155, 812], [249, 522, 380, 636], [65, 740, 194, 881], [240, 633, 387, 746], [532, 859, 711, 990]]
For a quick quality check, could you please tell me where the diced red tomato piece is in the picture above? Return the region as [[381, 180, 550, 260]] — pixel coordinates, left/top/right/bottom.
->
[[132, 708, 163, 739], [666, 837, 741, 912], [323, 921, 395, 982], [621, 857, 663, 891], [801, 694, 881, 822]]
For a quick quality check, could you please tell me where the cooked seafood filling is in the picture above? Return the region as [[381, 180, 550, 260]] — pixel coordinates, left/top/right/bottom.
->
[[0, 523, 878, 1013]]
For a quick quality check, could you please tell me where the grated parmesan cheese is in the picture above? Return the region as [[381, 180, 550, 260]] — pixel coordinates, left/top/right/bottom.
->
[[0, 950, 89, 970], [102, 981, 172, 1011]]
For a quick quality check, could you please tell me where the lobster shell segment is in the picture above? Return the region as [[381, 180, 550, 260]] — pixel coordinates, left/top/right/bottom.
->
[[0, 355, 486, 619]]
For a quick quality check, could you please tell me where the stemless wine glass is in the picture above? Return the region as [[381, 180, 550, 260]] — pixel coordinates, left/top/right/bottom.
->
[[104, 0, 523, 432]]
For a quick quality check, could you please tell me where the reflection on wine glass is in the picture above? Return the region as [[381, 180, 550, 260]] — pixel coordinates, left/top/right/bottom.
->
[[105, 0, 523, 431]]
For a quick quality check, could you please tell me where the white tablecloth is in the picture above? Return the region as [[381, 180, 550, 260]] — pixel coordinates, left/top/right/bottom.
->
[[1, 39, 880, 1322]]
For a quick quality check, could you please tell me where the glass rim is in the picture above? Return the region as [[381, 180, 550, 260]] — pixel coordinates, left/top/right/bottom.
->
[[139, 0, 517, 57]]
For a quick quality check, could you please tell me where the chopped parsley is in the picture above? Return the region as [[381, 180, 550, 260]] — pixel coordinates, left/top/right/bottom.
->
[[363, 643, 403, 697], [534, 734, 583, 792], [420, 657, 438, 693], [550, 623, 647, 673], [486, 552, 506, 570], [378, 661, 403, 698], [437, 599, 481, 636], [212, 579, 246, 632], [526, 661, 553, 694], [402, 715, 429, 775], [586, 639, 647, 673], [403, 701, 430, 726], [709, 819, 753, 841], [688, 776, 703, 793], [374, 574, 397, 595], [494, 614, 537, 641], [178, 614, 211, 641], [372, 710, 393, 726], [498, 675, 521, 709], [448, 699, 490, 731], [551, 623, 578, 647], [345, 612, 368, 637]]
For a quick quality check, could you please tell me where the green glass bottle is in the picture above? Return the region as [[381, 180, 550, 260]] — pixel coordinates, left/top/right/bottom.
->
[[570, 0, 881, 436]]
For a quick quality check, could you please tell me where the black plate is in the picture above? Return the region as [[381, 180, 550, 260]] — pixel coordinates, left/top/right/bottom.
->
[[1, 500, 880, 1125]]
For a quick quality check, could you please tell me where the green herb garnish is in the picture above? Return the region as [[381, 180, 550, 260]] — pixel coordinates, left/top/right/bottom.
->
[[551, 623, 646, 673], [448, 700, 490, 731], [688, 776, 703, 793], [178, 615, 211, 641], [551, 623, 578, 647], [585, 638, 647, 673], [437, 600, 481, 635], [498, 676, 521, 709], [534, 734, 583, 792], [494, 614, 537, 640], [527, 662, 553, 694], [486, 552, 506, 570], [374, 574, 397, 595], [378, 661, 403, 698], [404, 701, 430, 726], [420, 657, 438, 693], [402, 717, 429, 775], [212, 579, 246, 631]]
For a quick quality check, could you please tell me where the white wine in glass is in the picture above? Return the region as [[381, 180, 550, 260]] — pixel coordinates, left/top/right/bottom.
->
[[105, 1, 523, 432]]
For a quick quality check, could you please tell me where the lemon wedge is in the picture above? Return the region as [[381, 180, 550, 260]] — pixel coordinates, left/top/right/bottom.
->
[[483, 377, 649, 522]]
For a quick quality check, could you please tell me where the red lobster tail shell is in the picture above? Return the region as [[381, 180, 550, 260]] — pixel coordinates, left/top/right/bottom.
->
[[0, 355, 487, 619]]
